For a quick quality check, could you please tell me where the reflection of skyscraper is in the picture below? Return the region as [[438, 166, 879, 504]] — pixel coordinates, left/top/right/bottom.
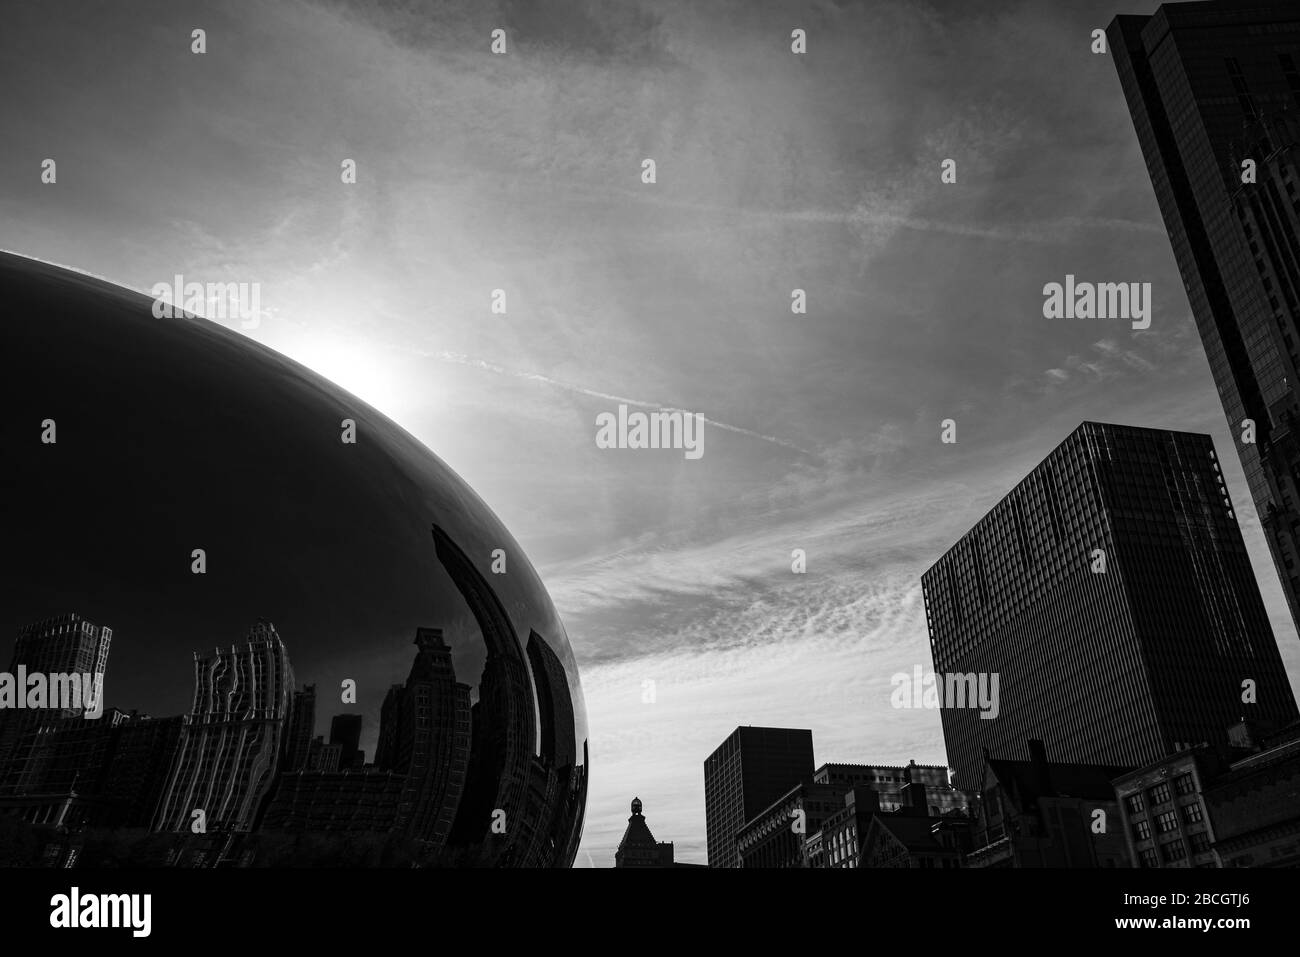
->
[[704, 727, 815, 868], [102, 714, 184, 827], [520, 630, 581, 866], [526, 630, 576, 769], [560, 740, 589, 868], [375, 627, 471, 849], [1109, 3, 1300, 635], [329, 713, 364, 770], [307, 736, 342, 772], [261, 766, 404, 835], [923, 422, 1300, 786], [0, 613, 112, 797], [7, 613, 111, 689], [282, 684, 316, 773], [153, 620, 295, 833], [433, 525, 537, 865], [7, 710, 187, 829]]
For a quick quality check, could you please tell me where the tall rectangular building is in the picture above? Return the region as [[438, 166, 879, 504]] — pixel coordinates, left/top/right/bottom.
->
[[1109, 1, 1300, 634], [0, 613, 113, 796], [703, 726, 814, 868], [374, 627, 472, 850], [282, 684, 316, 773], [7, 612, 112, 684], [922, 422, 1298, 787], [328, 713, 364, 770]]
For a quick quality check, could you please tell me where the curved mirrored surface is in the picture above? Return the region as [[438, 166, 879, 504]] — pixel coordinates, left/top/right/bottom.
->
[[1, 252, 587, 867]]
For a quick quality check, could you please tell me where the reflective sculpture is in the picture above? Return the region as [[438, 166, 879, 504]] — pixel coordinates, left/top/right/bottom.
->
[[1, 252, 587, 867]]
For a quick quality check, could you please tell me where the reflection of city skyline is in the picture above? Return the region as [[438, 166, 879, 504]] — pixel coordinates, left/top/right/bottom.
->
[[0, 524, 587, 867]]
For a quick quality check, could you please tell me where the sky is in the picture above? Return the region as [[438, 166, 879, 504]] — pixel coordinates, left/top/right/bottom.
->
[[3, 0, 1299, 866]]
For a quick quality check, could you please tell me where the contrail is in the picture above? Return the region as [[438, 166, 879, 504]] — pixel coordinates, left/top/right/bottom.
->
[[552, 187, 1166, 243], [424, 349, 817, 458]]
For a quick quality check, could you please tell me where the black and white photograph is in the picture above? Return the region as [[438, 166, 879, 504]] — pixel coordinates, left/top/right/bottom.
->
[[2, 0, 1298, 942]]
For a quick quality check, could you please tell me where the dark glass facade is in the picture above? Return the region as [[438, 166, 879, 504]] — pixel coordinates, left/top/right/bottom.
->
[[922, 422, 1299, 787], [1109, 1, 1300, 634], [703, 726, 814, 868]]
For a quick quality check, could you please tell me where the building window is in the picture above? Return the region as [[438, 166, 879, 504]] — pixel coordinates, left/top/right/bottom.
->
[[1174, 773, 1195, 796], [1125, 793, 1144, 815], [1190, 832, 1212, 854], [1149, 783, 1172, 806], [1156, 811, 1178, 834], [1133, 820, 1151, 842], [1162, 840, 1187, 864], [1139, 847, 1159, 868], [1182, 802, 1203, 824]]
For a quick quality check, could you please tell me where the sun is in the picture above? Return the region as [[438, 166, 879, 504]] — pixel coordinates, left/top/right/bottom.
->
[[287, 336, 405, 420]]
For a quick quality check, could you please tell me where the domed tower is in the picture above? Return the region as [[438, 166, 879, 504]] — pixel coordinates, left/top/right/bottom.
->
[[614, 797, 675, 868]]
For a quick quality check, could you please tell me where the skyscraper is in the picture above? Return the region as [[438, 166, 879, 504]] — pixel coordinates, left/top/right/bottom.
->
[[1109, 1, 1300, 634], [0, 613, 112, 796], [282, 684, 316, 773], [520, 629, 582, 867], [7, 613, 112, 688], [153, 620, 295, 833], [432, 524, 537, 865], [329, 713, 364, 770], [703, 726, 814, 868], [922, 422, 1298, 786], [526, 629, 577, 770], [375, 627, 472, 850]]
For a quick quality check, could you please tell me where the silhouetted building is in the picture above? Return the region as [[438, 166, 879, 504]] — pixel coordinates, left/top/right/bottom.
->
[[923, 422, 1299, 785], [614, 797, 678, 867], [704, 726, 814, 868], [1109, 2, 1300, 635], [153, 620, 295, 833], [329, 713, 364, 770], [966, 739, 1131, 868]]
